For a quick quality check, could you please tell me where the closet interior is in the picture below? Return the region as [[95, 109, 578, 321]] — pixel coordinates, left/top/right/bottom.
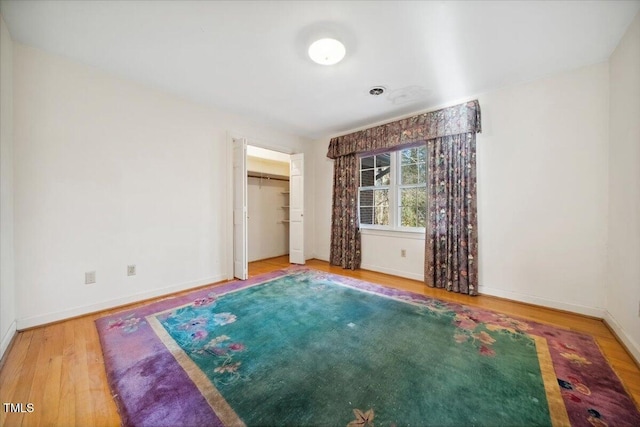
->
[[246, 146, 291, 262]]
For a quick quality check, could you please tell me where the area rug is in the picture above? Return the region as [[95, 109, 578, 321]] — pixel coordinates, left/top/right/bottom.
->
[[96, 268, 640, 427]]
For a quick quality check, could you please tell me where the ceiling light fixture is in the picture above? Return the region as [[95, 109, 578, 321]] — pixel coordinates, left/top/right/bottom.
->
[[369, 86, 385, 96], [308, 38, 346, 65]]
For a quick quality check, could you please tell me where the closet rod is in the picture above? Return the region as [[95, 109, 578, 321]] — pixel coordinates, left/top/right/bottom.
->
[[247, 173, 290, 182]]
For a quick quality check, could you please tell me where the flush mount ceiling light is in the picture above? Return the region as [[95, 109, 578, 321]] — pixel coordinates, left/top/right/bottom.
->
[[308, 38, 346, 65]]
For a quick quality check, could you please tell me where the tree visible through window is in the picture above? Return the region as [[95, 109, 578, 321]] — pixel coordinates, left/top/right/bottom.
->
[[359, 146, 426, 230], [399, 147, 427, 228]]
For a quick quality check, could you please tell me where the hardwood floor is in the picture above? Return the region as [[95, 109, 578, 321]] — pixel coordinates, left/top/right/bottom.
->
[[1, 256, 639, 426]]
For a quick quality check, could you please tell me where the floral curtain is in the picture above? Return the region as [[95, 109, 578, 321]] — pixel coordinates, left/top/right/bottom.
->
[[329, 154, 361, 269], [425, 133, 478, 295], [327, 100, 480, 286]]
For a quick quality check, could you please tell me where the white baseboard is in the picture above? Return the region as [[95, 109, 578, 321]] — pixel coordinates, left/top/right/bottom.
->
[[604, 310, 640, 365], [479, 284, 606, 318], [16, 274, 227, 330], [360, 263, 424, 282], [1, 320, 17, 359]]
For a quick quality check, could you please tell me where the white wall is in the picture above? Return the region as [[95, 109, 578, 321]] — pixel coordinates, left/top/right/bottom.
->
[[13, 44, 313, 329], [0, 14, 16, 358], [606, 12, 640, 361], [313, 139, 333, 262], [477, 62, 609, 316], [361, 231, 425, 281], [314, 61, 610, 317], [247, 177, 289, 262]]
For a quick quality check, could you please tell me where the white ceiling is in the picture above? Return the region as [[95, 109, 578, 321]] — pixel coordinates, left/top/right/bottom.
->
[[1, 1, 638, 139]]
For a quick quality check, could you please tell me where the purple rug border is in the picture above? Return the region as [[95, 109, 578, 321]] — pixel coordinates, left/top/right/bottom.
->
[[95, 268, 295, 426], [95, 266, 640, 427]]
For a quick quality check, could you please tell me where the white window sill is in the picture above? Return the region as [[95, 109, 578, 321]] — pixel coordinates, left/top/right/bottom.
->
[[360, 227, 425, 240]]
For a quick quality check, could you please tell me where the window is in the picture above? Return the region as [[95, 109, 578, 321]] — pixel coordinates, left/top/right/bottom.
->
[[359, 146, 427, 231]]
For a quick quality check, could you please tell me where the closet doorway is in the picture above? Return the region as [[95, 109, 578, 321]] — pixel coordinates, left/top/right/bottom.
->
[[246, 145, 291, 263], [231, 136, 305, 280]]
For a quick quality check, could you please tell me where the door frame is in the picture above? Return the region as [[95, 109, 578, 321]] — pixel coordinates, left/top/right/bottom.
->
[[289, 153, 305, 265], [232, 137, 248, 280], [226, 132, 299, 280]]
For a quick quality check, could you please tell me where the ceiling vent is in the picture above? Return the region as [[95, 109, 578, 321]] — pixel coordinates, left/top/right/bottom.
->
[[369, 86, 385, 96]]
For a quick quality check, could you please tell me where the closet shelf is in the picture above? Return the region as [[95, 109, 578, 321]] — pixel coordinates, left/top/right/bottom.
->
[[248, 172, 289, 182]]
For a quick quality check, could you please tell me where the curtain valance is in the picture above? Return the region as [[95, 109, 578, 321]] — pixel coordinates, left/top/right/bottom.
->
[[327, 100, 481, 159]]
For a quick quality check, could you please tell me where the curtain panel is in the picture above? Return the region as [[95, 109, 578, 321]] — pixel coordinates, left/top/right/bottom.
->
[[329, 154, 361, 270], [327, 100, 481, 295], [425, 133, 478, 295]]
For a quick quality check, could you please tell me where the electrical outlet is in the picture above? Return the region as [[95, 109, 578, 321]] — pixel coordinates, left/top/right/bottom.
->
[[85, 271, 96, 285], [401, 249, 406, 258], [127, 265, 136, 276]]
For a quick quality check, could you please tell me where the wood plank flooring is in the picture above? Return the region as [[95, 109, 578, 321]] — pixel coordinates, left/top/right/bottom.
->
[[1, 256, 639, 426]]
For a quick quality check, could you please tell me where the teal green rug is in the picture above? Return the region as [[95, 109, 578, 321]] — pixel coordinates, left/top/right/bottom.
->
[[97, 268, 640, 426]]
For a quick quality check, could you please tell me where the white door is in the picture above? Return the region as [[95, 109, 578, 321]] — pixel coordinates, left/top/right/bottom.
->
[[233, 138, 248, 279], [289, 153, 305, 264]]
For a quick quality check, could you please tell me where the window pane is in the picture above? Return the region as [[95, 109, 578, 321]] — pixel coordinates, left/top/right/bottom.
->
[[418, 163, 427, 184], [400, 187, 416, 207], [360, 189, 373, 206], [361, 169, 374, 187], [400, 187, 426, 228], [401, 164, 419, 185], [360, 206, 373, 225], [376, 167, 391, 185], [416, 188, 427, 228], [374, 206, 389, 225], [376, 153, 391, 167], [416, 187, 426, 207], [374, 188, 389, 206], [361, 156, 375, 169], [403, 205, 421, 227], [400, 206, 414, 227], [417, 145, 427, 163], [400, 188, 416, 227], [416, 206, 426, 228], [374, 189, 389, 225], [401, 148, 416, 165]]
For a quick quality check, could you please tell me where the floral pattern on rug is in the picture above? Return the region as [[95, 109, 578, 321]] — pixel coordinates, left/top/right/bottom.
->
[[156, 297, 246, 384], [348, 408, 375, 427], [448, 311, 534, 357], [106, 313, 145, 334]]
